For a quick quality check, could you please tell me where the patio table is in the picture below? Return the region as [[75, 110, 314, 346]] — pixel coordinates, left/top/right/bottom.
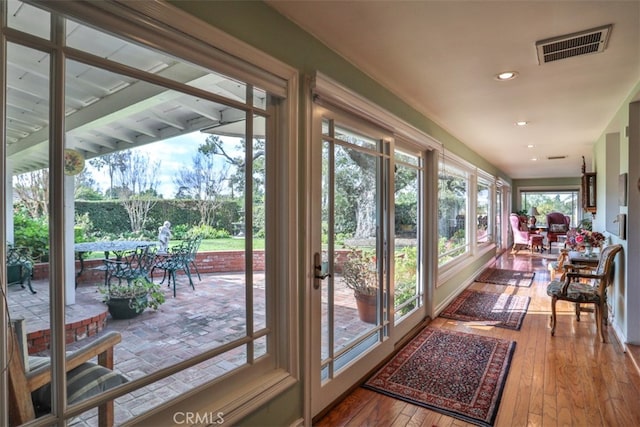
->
[[74, 241, 156, 283]]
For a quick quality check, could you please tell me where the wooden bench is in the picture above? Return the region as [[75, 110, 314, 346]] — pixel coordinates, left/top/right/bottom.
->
[[8, 319, 125, 426]]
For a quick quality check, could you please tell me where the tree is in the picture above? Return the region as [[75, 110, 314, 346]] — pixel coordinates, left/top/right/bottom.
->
[[199, 135, 265, 199], [74, 169, 103, 201], [89, 152, 130, 199], [112, 150, 161, 233], [198, 134, 267, 235], [13, 169, 49, 218], [173, 149, 230, 226]]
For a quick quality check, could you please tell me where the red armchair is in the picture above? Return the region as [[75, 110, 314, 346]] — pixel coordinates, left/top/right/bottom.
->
[[546, 212, 570, 250], [509, 213, 535, 253]]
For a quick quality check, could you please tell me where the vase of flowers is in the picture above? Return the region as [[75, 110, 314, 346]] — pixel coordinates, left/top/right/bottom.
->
[[584, 243, 593, 256], [566, 228, 605, 255]]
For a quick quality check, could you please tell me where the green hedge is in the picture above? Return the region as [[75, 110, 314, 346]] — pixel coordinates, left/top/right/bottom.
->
[[75, 199, 241, 236]]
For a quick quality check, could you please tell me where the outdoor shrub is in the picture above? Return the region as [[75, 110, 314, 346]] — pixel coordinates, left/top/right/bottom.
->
[[394, 246, 418, 316], [187, 224, 230, 239], [13, 208, 49, 261], [74, 212, 94, 243], [75, 201, 130, 235], [171, 224, 190, 240]]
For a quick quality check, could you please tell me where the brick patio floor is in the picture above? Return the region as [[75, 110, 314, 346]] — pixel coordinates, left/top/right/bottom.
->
[[7, 269, 371, 426]]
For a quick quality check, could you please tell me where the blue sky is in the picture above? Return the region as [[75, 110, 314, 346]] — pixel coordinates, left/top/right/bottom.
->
[[86, 131, 237, 198]]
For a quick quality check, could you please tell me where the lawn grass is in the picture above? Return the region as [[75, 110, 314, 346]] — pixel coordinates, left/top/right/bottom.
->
[[197, 238, 265, 251], [80, 238, 264, 259]]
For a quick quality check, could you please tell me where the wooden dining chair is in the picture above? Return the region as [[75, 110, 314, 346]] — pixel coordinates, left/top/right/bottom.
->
[[546, 244, 622, 342], [547, 248, 569, 280]]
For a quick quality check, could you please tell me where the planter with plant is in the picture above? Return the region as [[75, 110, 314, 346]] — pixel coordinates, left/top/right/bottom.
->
[[341, 246, 378, 324], [99, 277, 165, 319]]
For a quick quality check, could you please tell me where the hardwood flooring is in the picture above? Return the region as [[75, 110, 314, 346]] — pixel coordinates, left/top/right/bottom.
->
[[315, 250, 640, 427]]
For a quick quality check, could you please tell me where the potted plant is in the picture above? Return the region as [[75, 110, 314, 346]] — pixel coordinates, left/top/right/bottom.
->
[[341, 246, 378, 324], [99, 277, 166, 319]]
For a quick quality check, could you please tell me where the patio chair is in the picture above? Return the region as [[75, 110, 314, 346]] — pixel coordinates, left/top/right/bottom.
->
[[7, 319, 127, 427], [104, 245, 157, 288], [6, 245, 36, 294], [546, 244, 622, 342], [184, 235, 203, 281], [152, 243, 195, 297]]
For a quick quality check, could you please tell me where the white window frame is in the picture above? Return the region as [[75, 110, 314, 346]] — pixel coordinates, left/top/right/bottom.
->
[[476, 170, 495, 246], [1, 1, 300, 425], [437, 153, 497, 284], [437, 155, 471, 271]]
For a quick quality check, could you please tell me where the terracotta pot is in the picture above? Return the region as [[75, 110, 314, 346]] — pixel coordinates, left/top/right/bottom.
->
[[354, 292, 377, 324]]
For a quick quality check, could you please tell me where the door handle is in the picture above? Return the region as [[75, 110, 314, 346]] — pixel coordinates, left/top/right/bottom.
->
[[313, 252, 331, 289]]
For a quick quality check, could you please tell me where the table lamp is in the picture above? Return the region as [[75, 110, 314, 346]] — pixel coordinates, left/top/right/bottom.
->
[[528, 206, 540, 228]]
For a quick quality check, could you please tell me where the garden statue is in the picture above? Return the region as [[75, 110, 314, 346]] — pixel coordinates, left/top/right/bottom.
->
[[158, 221, 171, 253]]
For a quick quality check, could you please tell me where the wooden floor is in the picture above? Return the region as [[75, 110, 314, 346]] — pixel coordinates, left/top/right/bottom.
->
[[315, 250, 640, 427]]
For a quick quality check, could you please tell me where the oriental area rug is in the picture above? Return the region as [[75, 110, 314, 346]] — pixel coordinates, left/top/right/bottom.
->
[[439, 289, 530, 330], [475, 268, 535, 287], [364, 328, 516, 427]]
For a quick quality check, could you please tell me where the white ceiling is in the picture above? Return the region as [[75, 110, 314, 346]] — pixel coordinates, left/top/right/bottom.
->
[[6, 0, 257, 174], [266, 0, 640, 179]]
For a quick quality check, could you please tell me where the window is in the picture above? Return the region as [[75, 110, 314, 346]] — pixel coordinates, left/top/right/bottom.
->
[[476, 177, 492, 244], [438, 159, 469, 266], [2, 1, 297, 425], [520, 189, 580, 227], [438, 155, 496, 269]]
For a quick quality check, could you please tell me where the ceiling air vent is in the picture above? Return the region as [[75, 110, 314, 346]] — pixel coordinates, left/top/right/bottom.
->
[[536, 24, 612, 64], [547, 155, 567, 160]]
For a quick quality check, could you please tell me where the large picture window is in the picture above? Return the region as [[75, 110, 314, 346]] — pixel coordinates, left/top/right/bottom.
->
[[2, 1, 296, 425], [438, 156, 496, 270], [520, 189, 580, 227]]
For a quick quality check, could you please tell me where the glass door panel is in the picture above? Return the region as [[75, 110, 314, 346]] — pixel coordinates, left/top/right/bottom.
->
[[393, 148, 422, 323], [311, 109, 392, 416]]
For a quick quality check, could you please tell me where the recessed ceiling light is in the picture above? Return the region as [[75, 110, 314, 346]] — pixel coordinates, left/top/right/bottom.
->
[[495, 71, 519, 81], [515, 121, 529, 126], [527, 144, 535, 148], [531, 157, 538, 161]]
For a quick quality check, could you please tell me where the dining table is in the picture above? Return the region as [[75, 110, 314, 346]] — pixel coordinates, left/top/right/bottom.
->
[[74, 240, 156, 283]]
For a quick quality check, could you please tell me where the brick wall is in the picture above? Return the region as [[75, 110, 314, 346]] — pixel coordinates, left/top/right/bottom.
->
[[27, 312, 108, 354], [32, 250, 266, 284]]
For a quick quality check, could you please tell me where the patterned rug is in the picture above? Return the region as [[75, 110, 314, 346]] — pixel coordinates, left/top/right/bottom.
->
[[364, 328, 515, 426], [475, 268, 535, 287], [439, 289, 530, 330]]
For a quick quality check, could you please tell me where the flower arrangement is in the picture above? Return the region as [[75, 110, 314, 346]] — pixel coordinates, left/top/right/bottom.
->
[[566, 228, 606, 249]]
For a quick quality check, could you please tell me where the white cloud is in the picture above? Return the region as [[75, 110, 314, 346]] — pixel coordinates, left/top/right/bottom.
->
[[87, 131, 241, 198]]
